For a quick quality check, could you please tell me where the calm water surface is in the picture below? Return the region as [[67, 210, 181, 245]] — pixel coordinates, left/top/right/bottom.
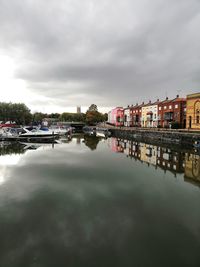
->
[[0, 135, 200, 267]]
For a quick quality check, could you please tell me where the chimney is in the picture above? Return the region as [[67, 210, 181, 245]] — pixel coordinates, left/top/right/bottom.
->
[[166, 97, 168, 100], [176, 94, 179, 98], [142, 101, 144, 104], [149, 100, 151, 104], [157, 98, 159, 102], [136, 103, 138, 106]]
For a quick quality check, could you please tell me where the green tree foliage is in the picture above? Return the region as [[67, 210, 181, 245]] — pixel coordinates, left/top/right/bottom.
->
[[59, 112, 86, 122], [103, 113, 108, 121], [85, 105, 107, 125], [0, 102, 32, 125], [49, 113, 60, 119], [88, 104, 98, 112], [32, 112, 48, 124]]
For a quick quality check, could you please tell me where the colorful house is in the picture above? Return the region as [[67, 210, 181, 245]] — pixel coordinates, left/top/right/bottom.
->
[[107, 107, 124, 126], [141, 99, 160, 127], [186, 93, 200, 129], [123, 106, 131, 127], [130, 102, 145, 127], [158, 95, 186, 128]]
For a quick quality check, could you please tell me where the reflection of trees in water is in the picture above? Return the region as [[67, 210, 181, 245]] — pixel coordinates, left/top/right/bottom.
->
[[83, 135, 101, 150], [0, 142, 25, 156]]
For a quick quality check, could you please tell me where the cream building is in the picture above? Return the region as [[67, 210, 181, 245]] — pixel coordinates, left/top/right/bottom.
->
[[141, 100, 160, 127], [186, 93, 200, 129]]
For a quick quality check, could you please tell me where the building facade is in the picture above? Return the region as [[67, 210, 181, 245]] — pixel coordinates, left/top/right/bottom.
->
[[130, 103, 144, 127], [124, 106, 131, 127], [158, 95, 186, 128], [77, 106, 81, 114], [186, 93, 200, 129], [107, 107, 124, 126], [141, 100, 160, 127]]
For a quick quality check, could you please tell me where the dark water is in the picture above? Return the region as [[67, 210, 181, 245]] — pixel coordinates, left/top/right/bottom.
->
[[0, 135, 200, 267]]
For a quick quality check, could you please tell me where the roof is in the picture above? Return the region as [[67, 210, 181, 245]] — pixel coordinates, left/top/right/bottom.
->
[[172, 97, 186, 102], [186, 92, 200, 99]]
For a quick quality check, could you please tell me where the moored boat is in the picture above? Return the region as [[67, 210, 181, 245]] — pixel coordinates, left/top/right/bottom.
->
[[18, 127, 59, 141], [48, 125, 72, 136], [96, 128, 111, 138], [83, 126, 96, 136]]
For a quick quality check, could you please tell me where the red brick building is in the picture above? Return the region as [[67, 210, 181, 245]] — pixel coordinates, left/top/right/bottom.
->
[[158, 95, 186, 128], [129, 102, 145, 127]]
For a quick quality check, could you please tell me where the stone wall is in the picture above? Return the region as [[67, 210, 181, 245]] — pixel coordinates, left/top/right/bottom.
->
[[110, 128, 200, 148]]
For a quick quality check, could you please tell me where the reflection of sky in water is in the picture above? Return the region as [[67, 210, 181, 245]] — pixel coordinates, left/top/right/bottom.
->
[[0, 154, 22, 166], [0, 154, 22, 185], [0, 138, 200, 266]]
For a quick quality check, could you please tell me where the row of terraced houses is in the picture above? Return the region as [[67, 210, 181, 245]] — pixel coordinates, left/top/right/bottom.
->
[[108, 92, 200, 129]]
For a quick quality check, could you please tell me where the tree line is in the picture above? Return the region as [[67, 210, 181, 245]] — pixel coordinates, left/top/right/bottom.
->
[[0, 102, 108, 125]]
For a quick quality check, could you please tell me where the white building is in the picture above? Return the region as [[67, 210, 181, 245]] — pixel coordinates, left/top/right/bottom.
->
[[124, 106, 131, 127], [141, 100, 160, 127]]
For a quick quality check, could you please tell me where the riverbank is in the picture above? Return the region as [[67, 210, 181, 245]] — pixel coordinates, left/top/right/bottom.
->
[[105, 126, 200, 147]]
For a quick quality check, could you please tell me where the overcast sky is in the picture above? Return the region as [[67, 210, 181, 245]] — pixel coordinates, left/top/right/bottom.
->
[[0, 0, 199, 113]]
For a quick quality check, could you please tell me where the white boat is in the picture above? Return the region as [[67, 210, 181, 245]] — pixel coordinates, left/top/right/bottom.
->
[[0, 127, 16, 139], [96, 128, 111, 138], [48, 125, 72, 136], [83, 126, 96, 136], [18, 127, 59, 141]]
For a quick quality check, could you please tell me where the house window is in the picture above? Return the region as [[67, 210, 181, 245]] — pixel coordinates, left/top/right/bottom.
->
[[159, 107, 161, 110], [175, 104, 178, 109], [169, 105, 172, 109], [164, 106, 167, 110], [197, 116, 199, 124]]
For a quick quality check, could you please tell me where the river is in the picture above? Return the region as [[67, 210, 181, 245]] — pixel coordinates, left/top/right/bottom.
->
[[0, 135, 200, 267]]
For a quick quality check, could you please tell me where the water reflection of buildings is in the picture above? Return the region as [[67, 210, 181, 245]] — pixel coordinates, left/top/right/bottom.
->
[[185, 153, 200, 185], [109, 138, 200, 187]]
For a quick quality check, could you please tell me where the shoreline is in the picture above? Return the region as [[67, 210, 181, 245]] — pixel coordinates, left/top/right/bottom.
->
[[107, 127, 200, 147]]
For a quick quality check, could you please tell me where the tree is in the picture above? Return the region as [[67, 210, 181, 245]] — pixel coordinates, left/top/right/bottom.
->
[[85, 111, 103, 125], [48, 113, 60, 119], [0, 102, 32, 125], [85, 104, 107, 125], [88, 104, 98, 112], [60, 112, 86, 122], [32, 112, 47, 124]]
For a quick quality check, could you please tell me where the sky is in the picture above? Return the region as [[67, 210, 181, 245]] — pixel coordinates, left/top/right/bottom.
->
[[0, 0, 200, 114]]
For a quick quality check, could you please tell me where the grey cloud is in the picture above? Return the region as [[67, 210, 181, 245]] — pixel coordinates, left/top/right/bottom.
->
[[0, 0, 200, 110]]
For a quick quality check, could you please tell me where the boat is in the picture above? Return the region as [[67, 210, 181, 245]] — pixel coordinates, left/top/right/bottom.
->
[[48, 125, 72, 136], [83, 126, 96, 136], [0, 127, 18, 140], [96, 128, 111, 138], [18, 127, 59, 141], [0, 121, 16, 128]]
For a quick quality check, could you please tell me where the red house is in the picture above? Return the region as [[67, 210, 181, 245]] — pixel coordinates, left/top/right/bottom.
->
[[129, 102, 145, 127], [158, 95, 186, 128]]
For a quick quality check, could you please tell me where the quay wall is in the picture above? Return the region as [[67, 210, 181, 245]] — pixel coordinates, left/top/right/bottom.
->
[[109, 128, 200, 147]]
